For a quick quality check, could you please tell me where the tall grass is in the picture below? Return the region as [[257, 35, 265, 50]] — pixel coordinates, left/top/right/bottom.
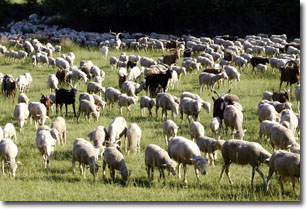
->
[[0, 45, 300, 201]]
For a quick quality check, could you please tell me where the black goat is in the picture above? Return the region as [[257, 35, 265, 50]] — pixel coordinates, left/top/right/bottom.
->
[[183, 48, 192, 58], [126, 60, 137, 69], [279, 61, 300, 91], [56, 88, 77, 117], [145, 69, 172, 98], [250, 56, 269, 72]]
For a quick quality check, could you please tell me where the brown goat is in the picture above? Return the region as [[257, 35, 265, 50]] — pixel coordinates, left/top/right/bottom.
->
[[279, 61, 300, 91], [119, 75, 128, 89], [2, 75, 17, 102], [203, 68, 225, 74], [272, 89, 290, 103], [81, 66, 92, 79], [40, 94, 51, 116], [163, 49, 180, 66], [56, 69, 68, 86]]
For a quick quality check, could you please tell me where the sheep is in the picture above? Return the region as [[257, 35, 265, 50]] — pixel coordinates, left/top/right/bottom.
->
[[223, 66, 240, 88], [262, 91, 273, 101], [121, 81, 144, 98], [180, 97, 203, 123], [280, 109, 298, 135], [87, 82, 105, 96], [256, 63, 268, 74], [234, 55, 248, 71], [269, 124, 298, 152], [196, 136, 225, 166], [102, 147, 131, 182], [109, 56, 119, 69], [287, 46, 300, 56], [13, 103, 29, 132], [48, 74, 59, 93], [126, 123, 141, 154], [0, 138, 21, 178], [209, 117, 222, 139], [55, 58, 70, 70], [50, 117, 66, 145], [223, 105, 246, 140], [180, 92, 211, 113], [16, 75, 30, 93], [145, 144, 177, 182], [219, 139, 271, 189], [128, 66, 142, 81], [258, 120, 280, 140], [77, 99, 100, 122], [190, 121, 204, 142], [108, 117, 127, 145], [168, 136, 207, 184], [104, 87, 121, 110], [199, 72, 229, 94], [258, 103, 279, 122], [88, 126, 108, 157], [91, 94, 106, 111], [140, 57, 156, 68], [101, 46, 109, 59], [171, 65, 186, 80], [28, 102, 49, 129], [266, 150, 300, 193], [163, 120, 178, 146], [197, 56, 214, 67], [250, 57, 269, 72], [36, 130, 56, 171], [295, 84, 300, 112], [118, 94, 138, 115], [140, 96, 156, 117], [18, 93, 29, 104], [181, 59, 200, 73], [155, 93, 179, 119], [67, 69, 88, 85], [79, 92, 95, 104], [72, 138, 100, 180]]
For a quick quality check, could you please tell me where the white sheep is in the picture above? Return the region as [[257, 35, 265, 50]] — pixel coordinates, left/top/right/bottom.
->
[[269, 124, 298, 152], [223, 104, 246, 140], [256, 63, 268, 74], [196, 136, 225, 166], [121, 81, 144, 98], [197, 56, 214, 67], [190, 121, 204, 142], [118, 94, 138, 115], [67, 69, 88, 85], [3, 123, 17, 142], [140, 96, 156, 117], [0, 138, 21, 178], [126, 123, 141, 154], [72, 138, 100, 180], [108, 117, 127, 145], [87, 82, 105, 96], [280, 109, 298, 135], [145, 144, 177, 182], [102, 147, 131, 182], [182, 59, 200, 73], [101, 46, 109, 59], [180, 97, 203, 123], [14, 103, 29, 132], [109, 56, 119, 69], [171, 65, 186, 80], [219, 139, 271, 189], [199, 72, 229, 94], [180, 92, 211, 113], [258, 103, 279, 122], [163, 120, 178, 146], [48, 74, 58, 93], [128, 66, 142, 81], [287, 46, 300, 56], [266, 150, 300, 193], [223, 65, 240, 88], [258, 120, 280, 140], [88, 126, 108, 157], [91, 94, 106, 111], [77, 99, 100, 122], [16, 75, 29, 93], [104, 87, 121, 110], [17, 93, 29, 105], [262, 91, 273, 101], [28, 102, 49, 129], [234, 55, 248, 71], [36, 130, 56, 171], [155, 93, 179, 119], [168, 136, 207, 184], [209, 117, 222, 139], [51, 116, 66, 145], [140, 57, 156, 68]]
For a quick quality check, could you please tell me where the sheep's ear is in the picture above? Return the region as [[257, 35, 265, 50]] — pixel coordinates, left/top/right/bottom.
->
[[46, 116, 50, 120], [212, 96, 216, 102], [243, 129, 247, 133], [286, 144, 292, 149], [161, 164, 167, 167], [263, 158, 270, 163], [16, 161, 22, 166]]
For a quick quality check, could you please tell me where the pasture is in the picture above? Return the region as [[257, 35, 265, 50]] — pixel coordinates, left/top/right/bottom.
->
[[0, 43, 300, 201]]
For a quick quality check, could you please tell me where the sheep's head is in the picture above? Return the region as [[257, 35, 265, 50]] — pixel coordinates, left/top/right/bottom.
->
[[120, 167, 131, 182], [192, 156, 207, 175], [163, 160, 177, 176]]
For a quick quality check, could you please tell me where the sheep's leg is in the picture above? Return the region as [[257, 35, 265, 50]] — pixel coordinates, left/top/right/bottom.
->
[[147, 164, 151, 181], [110, 168, 115, 183], [195, 167, 200, 184], [119, 106, 123, 115], [160, 167, 166, 183], [140, 107, 143, 116], [183, 164, 188, 184], [292, 177, 296, 191], [177, 163, 182, 179], [225, 164, 233, 185], [251, 167, 256, 188], [209, 153, 214, 166], [165, 135, 168, 146], [2, 160, 5, 175], [102, 161, 106, 179], [256, 167, 267, 190], [155, 106, 159, 118], [72, 160, 76, 174], [82, 164, 87, 179], [278, 176, 285, 194]]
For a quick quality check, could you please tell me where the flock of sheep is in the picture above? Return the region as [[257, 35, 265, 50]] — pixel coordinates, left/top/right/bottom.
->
[[0, 14, 301, 197]]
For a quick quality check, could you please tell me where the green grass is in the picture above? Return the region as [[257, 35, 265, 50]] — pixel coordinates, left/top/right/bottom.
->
[[0, 44, 301, 201]]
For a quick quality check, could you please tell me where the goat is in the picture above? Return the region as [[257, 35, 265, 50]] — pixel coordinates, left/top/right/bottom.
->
[[250, 56, 269, 72], [145, 70, 172, 97], [163, 49, 180, 66], [55, 87, 77, 117], [56, 69, 68, 86], [40, 94, 51, 116], [279, 61, 300, 91], [272, 89, 290, 103]]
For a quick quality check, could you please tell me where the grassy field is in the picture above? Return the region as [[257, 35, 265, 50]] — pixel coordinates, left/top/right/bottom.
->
[[0, 43, 301, 201]]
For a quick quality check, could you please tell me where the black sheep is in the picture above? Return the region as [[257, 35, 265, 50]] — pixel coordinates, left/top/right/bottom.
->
[[56, 88, 77, 117]]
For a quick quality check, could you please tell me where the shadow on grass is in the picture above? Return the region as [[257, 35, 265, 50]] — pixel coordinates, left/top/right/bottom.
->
[[53, 150, 72, 161]]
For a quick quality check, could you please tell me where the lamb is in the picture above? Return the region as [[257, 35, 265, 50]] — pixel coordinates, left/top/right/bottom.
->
[[181, 59, 200, 73], [180, 97, 203, 122], [163, 120, 178, 146], [180, 92, 211, 113], [101, 46, 109, 59], [155, 93, 179, 119], [102, 147, 131, 182], [77, 99, 100, 122], [3, 123, 17, 143], [145, 144, 177, 182], [118, 94, 138, 115], [48, 74, 59, 93], [171, 65, 186, 80], [223, 66, 240, 88], [209, 117, 222, 139], [126, 123, 141, 154], [256, 63, 268, 74], [108, 117, 127, 145], [199, 72, 229, 94], [262, 91, 273, 101], [280, 109, 298, 135], [295, 84, 300, 112], [87, 82, 105, 96], [128, 66, 142, 81], [168, 136, 207, 184], [219, 139, 271, 189], [190, 122, 204, 142], [91, 94, 106, 111], [13, 103, 29, 132], [121, 81, 144, 98], [50, 117, 66, 145], [266, 150, 300, 193], [104, 87, 121, 110], [36, 130, 56, 171], [196, 136, 225, 166], [18, 93, 29, 104], [109, 56, 119, 69], [269, 124, 298, 152], [258, 120, 279, 140], [223, 105, 246, 140], [72, 138, 100, 180], [28, 102, 49, 129], [258, 103, 279, 122], [88, 126, 108, 157], [0, 138, 21, 178], [140, 96, 156, 117]]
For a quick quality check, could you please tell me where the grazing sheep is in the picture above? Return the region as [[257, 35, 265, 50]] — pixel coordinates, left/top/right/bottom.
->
[[108, 117, 127, 145], [223, 105, 246, 140], [168, 136, 207, 184], [180, 92, 211, 113], [163, 120, 178, 146], [155, 93, 179, 119], [118, 94, 138, 115], [101, 46, 109, 59], [50, 117, 66, 145], [121, 81, 144, 98], [190, 122, 204, 142], [266, 150, 300, 193], [18, 93, 29, 104], [262, 91, 273, 101], [279, 109, 298, 135], [180, 97, 203, 122], [102, 147, 131, 182], [126, 123, 141, 154], [196, 136, 225, 165], [223, 66, 240, 88], [258, 103, 279, 122], [91, 94, 106, 111], [14, 103, 29, 132], [209, 117, 222, 139], [140, 96, 156, 117], [256, 63, 268, 74], [79, 92, 95, 104], [258, 120, 280, 140], [72, 138, 100, 180], [77, 99, 100, 122], [110, 56, 119, 69], [219, 139, 271, 189], [104, 87, 121, 110], [269, 124, 298, 152], [3, 123, 17, 142], [145, 144, 177, 182], [199, 72, 229, 94], [28, 102, 49, 129], [0, 138, 21, 178], [182, 59, 200, 73], [88, 126, 108, 157], [48, 74, 59, 93], [36, 130, 56, 171], [87, 82, 105, 96]]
